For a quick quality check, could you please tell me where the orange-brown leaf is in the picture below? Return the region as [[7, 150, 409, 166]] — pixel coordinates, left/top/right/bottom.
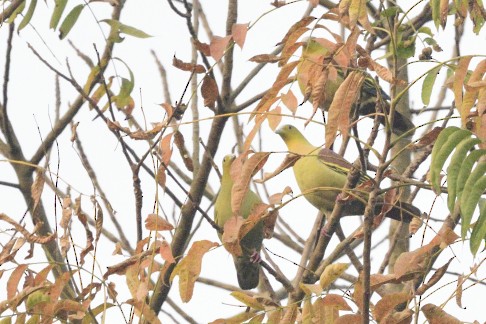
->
[[159, 240, 175, 263], [374, 292, 412, 322], [222, 215, 244, 256], [210, 35, 232, 62], [281, 90, 298, 114], [193, 38, 211, 56], [416, 257, 453, 295], [170, 240, 218, 302], [231, 152, 270, 214], [31, 171, 45, 211], [440, 0, 448, 29], [453, 56, 472, 111], [145, 214, 174, 231], [255, 153, 300, 183], [7, 264, 28, 300], [456, 274, 464, 308], [249, 54, 283, 63], [267, 106, 282, 131], [201, 75, 219, 109], [160, 132, 173, 166], [156, 164, 166, 189], [232, 23, 248, 49], [174, 130, 194, 172], [326, 71, 365, 147], [172, 55, 206, 74], [421, 304, 462, 324], [126, 299, 162, 324]]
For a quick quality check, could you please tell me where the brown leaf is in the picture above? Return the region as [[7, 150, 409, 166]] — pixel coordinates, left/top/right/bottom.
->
[[193, 38, 211, 56], [7, 264, 28, 300], [156, 164, 166, 189], [268, 186, 293, 205], [112, 242, 122, 255], [159, 240, 175, 263], [201, 75, 219, 109], [319, 263, 349, 289], [453, 56, 472, 111], [410, 127, 444, 150], [31, 171, 45, 211], [231, 23, 248, 49], [249, 54, 282, 63], [281, 90, 298, 114], [267, 106, 282, 131], [103, 250, 152, 279], [173, 131, 194, 172], [421, 304, 462, 324], [456, 274, 464, 308], [0, 213, 56, 245], [145, 214, 174, 231], [222, 216, 244, 256], [374, 292, 412, 322], [394, 245, 434, 281], [126, 299, 162, 324], [440, 0, 448, 29], [34, 265, 53, 286], [94, 199, 103, 242], [255, 153, 300, 183], [210, 35, 232, 62], [170, 240, 218, 302], [172, 55, 206, 73], [230, 291, 265, 310], [263, 209, 278, 239], [334, 314, 362, 324], [326, 71, 365, 147], [239, 203, 269, 241], [231, 152, 270, 215], [159, 102, 174, 119], [60, 196, 72, 230], [417, 257, 453, 295], [409, 216, 423, 235], [160, 132, 173, 166]]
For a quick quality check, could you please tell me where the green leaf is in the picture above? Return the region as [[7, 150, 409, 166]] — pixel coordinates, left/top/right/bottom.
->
[[18, 0, 37, 31], [50, 0, 68, 29], [101, 19, 152, 38], [456, 149, 486, 201], [430, 127, 470, 194], [470, 199, 486, 256], [460, 163, 486, 239], [418, 26, 433, 36], [6, 0, 26, 24], [446, 137, 481, 211], [59, 4, 84, 39], [422, 66, 441, 105], [423, 37, 438, 46], [431, 0, 441, 29], [462, 175, 486, 239]]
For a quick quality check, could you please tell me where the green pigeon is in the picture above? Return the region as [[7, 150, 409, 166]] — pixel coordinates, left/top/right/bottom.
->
[[276, 124, 420, 221], [214, 155, 264, 289], [298, 38, 415, 135]]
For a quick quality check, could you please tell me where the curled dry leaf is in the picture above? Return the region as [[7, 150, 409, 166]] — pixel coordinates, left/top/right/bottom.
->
[[409, 216, 423, 235], [268, 186, 293, 205], [416, 257, 454, 295], [267, 106, 282, 131], [255, 154, 300, 183], [373, 292, 412, 322], [174, 131, 194, 172], [31, 170, 45, 211], [0, 213, 56, 245], [249, 54, 282, 63], [421, 303, 462, 324], [193, 38, 211, 56], [172, 55, 206, 74], [145, 214, 174, 231]]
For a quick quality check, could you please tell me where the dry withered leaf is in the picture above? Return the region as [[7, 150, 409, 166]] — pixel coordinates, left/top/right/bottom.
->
[[456, 274, 464, 308], [193, 38, 211, 56], [170, 240, 218, 302], [210, 35, 232, 62], [255, 153, 300, 183], [373, 292, 412, 322], [70, 121, 79, 142], [249, 54, 282, 63], [172, 55, 206, 74], [174, 131, 194, 172], [158, 240, 175, 263], [421, 303, 462, 324], [145, 214, 174, 231], [222, 216, 244, 256], [160, 132, 173, 166], [281, 90, 298, 114], [416, 257, 454, 295], [7, 264, 28, 300], [232, 23, 248, 49], [231, 152, 270, 215], [31, 170, 45, 211], [267, 106, 282, 131], [201, 75, 219, 109]]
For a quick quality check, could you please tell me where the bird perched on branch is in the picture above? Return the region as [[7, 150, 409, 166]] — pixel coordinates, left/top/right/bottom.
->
[[214, 155, 264, 290], [297, 38, 415, 136], [276, 124, 420, 222]]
